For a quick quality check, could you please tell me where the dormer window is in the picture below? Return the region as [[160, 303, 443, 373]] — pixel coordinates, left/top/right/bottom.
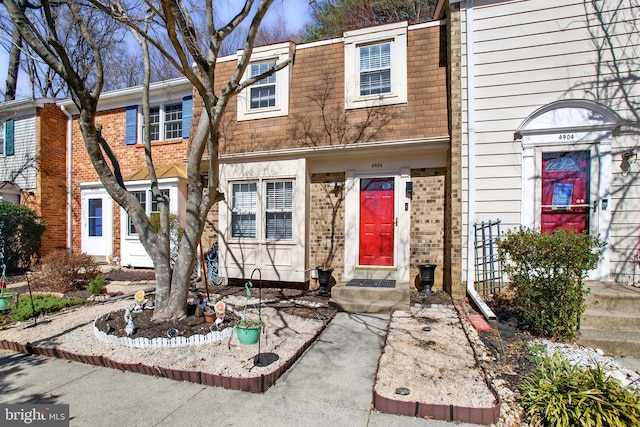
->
[[344, 22, 407, 110], [237, 42, 294, 121]]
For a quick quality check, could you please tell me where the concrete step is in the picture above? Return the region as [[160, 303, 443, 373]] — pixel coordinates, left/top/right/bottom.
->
[[585, 281, 640, 312], [578, 328, 640, 358], [329, 281, 410, 314], [580, 308, 640, 330]]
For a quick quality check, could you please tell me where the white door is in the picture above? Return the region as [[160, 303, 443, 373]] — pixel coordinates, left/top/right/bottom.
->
[[81, 190, 113, 261]]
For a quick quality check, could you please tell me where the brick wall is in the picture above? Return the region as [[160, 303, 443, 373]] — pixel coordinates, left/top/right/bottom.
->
[[409, 168, 446, 292], [309, 173, 346, 288], [445, 4, 465, 297], [36, 103, 69, 256], [196, 25, 448, 155], [70, 108, 189, 257]]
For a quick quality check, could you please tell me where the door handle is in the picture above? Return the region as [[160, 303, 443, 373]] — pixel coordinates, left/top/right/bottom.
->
[[395, 217, 398, 226]]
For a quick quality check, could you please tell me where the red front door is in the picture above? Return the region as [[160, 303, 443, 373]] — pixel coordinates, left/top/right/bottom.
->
[[541, 151, 590, 234], [359, 177, 395, 266]]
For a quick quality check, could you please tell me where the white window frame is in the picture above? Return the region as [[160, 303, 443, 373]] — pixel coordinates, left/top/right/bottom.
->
[[237, 42, 294, 121], [344, 21, 408, 110], [144, 102, 182, 142], [0, 121, 4, 156], [229, 179, 295, 241]]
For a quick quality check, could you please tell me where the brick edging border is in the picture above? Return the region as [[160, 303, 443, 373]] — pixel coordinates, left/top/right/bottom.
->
[[0, 309, 336, 394], [371, 308, 501, 425]]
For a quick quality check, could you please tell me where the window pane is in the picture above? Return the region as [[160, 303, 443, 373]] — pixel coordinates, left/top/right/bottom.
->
[[128, 191, 146, 235], [231, 183, 257, 238], [250, 61, 276, 109], [164, 103, 183, 139], [88, 198, 102, 237], [149, 107, 160, 141], [250, 86, 276, 109], [265, 181, 293, 240], [251, 61, 276, 84], [150, 189, 170, 213], [359, 42, 391, 96]]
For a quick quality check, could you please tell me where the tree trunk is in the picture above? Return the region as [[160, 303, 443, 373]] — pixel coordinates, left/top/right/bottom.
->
[[4, 28, 22, 101]]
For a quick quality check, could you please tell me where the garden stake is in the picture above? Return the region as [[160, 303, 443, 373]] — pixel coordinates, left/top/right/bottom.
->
[[249, 268, 262, 366]]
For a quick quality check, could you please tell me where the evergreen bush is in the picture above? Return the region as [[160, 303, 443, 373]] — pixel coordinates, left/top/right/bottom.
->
[[521, 354, 640, 426], [86, 274, 106, 295], [498, 227, 604, 339], [0, 201, 46, 271]]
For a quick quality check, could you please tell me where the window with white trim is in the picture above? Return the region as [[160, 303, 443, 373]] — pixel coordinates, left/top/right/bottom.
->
[[250, 61, 277, 109], [344, 21, 407, 110], [147, 103, 182, 142], [127, 189, 172, 236], [230, 180, 294, 240], [128, 191, 146, 236], [237, 42, 294, 121], [0, 122, 4, 156]]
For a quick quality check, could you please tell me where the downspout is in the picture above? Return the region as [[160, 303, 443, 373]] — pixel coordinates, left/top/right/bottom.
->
[[463, 0, 496, 320], [60, 105, 73, 251]]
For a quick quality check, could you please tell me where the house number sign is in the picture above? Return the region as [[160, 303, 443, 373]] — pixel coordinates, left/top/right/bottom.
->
[[371, 163, 383, 168], [558, 134, 575, 140]]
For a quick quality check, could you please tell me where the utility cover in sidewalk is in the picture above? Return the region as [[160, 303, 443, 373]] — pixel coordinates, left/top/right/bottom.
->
[[346, 279, 396, 288]]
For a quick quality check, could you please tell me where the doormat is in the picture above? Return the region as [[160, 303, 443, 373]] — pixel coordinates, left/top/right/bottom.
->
[[346, 279, 396, 288]]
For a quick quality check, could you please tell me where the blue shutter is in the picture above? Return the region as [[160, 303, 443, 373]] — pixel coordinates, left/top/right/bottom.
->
[[182, 96, 192, 139], [5, 119, 14, 156], [125, 106, 137, 145]]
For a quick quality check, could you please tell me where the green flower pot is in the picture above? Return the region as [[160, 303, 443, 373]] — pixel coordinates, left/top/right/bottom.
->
[[0, 292, 17, 311], [235, 321, 263, 345]]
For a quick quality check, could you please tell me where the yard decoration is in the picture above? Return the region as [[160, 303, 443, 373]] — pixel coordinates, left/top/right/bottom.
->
[[236, 269, 264, 347], [125, 317, 136, 336], [0, 258, 17, 312]]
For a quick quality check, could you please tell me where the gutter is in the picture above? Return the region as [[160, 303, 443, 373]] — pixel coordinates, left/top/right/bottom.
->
[[463, 0, 496, 321], [60, 104, 73, 251]]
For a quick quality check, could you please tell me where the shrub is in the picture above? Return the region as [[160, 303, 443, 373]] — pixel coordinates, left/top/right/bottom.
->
[[10, 294, 86, 321], [0, 201, 46, 272], [31, 250, 101, 293], [520, 354, 640, 426], [498, 227, 604, 339], [86, 275, 106, 295]]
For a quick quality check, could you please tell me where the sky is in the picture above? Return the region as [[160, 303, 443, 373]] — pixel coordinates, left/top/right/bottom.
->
[[0, 0, 312, 100]]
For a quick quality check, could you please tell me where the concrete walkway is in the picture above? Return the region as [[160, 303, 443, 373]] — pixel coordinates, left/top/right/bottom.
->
[[0, 313, 484, 427]]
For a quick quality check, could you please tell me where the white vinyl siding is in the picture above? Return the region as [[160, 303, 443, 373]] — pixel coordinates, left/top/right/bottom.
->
[[0, 115, 36, 190], [457, 0, 639, 283]]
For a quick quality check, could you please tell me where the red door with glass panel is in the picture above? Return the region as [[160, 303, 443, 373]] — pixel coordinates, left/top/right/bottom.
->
[[359, 177, 395, 266], [541, 151, 590, 234]]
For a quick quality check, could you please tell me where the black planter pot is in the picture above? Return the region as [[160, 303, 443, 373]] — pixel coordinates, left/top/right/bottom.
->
[[316, 268, 333, 297], [417, 264, 437, 296]]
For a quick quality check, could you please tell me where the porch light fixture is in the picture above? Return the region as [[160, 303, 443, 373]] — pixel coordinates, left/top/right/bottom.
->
[[406, 181, 414, 200], [330, 182, 342, 194], [621, 150, 637, 176]]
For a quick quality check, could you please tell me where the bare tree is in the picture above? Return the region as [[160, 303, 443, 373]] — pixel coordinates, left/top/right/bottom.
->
[[3, 0, 288, 320]]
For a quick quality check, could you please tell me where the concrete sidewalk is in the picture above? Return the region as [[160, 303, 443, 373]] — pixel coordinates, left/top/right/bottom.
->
[[0, 313, 484, 427]]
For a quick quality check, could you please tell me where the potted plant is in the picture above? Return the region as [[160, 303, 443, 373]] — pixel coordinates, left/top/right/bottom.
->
[[315, 266, 334, 297], [235, 279, 263, 345]]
